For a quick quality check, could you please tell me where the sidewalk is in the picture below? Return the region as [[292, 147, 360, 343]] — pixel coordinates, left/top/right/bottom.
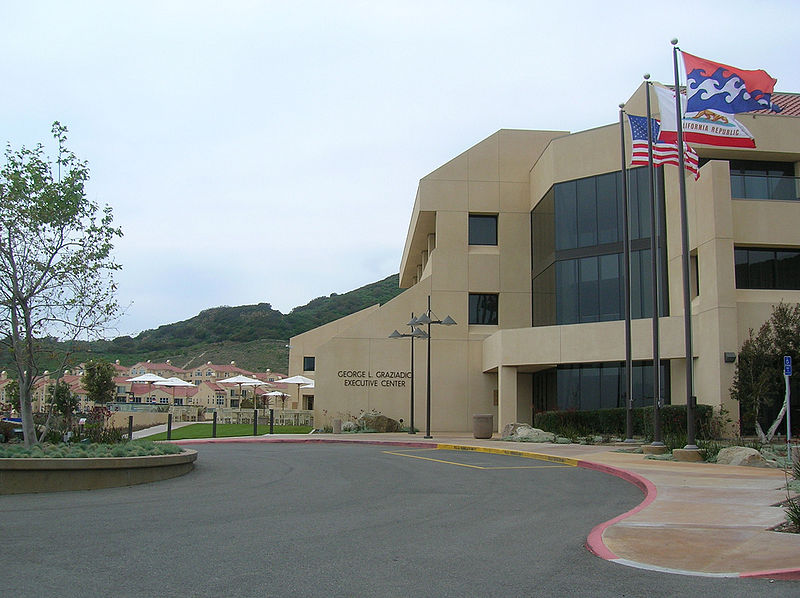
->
[[131, 421, 201, 439], [174, 431, 800, 579]]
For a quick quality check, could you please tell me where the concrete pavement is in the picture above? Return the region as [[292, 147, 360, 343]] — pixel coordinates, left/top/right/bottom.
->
[[172, 431, 800, 579]]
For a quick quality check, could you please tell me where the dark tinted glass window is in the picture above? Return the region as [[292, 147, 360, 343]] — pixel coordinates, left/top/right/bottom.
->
[[469, 294, 498, 325], [468, 215, 497, 245], [579, 257, 599, 323], [303, 356, 315, 371], [596, 173, 618, 244], [576, 178, 597, 248], [547, 361, 670, 411], [777, 251, 800, 288], [729, 160, 796, 201], [735, 247, 800, 289], [533, 168, 667, 328], [598, 253, 621, 321], [556, 260, 578, 325], [555, 181, 577, 250]]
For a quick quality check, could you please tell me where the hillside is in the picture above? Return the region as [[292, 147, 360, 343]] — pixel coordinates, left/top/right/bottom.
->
[[0, 274, 404, 374]]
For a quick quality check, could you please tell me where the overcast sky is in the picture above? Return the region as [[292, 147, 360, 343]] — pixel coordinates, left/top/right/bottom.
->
[[2, 1, 798, 337]]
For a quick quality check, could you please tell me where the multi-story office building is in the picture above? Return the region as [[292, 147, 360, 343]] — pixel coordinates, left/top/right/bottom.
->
[[289, 84, 800, 434]]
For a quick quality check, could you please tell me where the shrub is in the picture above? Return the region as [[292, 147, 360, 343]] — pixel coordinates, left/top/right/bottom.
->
[[533, 405, 714, 439], [0, 420, 18, 442], [0, 440, 182, 458]]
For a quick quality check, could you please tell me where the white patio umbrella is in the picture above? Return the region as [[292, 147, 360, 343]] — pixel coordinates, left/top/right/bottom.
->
[[265, 390, 289, 412], [126, 373, 166, 383], [278, 375, 314, 409], [278, 375, 314, 385], [154, 377, 195, 404], [217, 375, 272, 407], [126, 373, 166, 402]]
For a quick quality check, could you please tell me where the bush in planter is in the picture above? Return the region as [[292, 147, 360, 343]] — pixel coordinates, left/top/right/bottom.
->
[[534, 404, 714, 440]]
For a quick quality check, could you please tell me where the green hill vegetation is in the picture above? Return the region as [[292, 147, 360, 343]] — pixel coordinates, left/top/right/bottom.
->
[[0, 274, 403, 375]]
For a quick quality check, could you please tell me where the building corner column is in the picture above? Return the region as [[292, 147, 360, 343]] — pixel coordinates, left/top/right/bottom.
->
[[497, 366, 518, 433]]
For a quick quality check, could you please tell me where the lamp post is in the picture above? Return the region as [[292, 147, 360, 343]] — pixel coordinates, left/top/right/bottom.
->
[[389, 313, 429, 434], [414, 295, 456, 439]]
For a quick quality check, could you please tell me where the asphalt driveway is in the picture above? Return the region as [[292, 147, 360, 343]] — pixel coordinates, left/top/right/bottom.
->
[[1, 443, 792, 597]]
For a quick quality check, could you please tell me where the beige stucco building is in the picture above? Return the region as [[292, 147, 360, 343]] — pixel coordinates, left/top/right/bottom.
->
[[290, 84, 800, 434]]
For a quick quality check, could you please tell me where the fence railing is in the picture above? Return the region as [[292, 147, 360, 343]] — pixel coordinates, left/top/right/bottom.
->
[[731, 173, 799, 201]]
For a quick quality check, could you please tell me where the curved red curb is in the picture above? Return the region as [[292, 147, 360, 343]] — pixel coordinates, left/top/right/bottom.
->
[[740, 568, 800, 580], [578, 459, 658, 561]]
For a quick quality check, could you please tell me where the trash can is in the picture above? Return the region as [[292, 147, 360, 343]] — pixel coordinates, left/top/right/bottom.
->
[[332, 418, 342, 434], [472, 414, 493, 439]]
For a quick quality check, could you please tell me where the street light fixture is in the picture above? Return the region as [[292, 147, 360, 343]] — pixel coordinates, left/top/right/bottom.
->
[[389, 313, 429, 434], [414, 295, 456, 439]]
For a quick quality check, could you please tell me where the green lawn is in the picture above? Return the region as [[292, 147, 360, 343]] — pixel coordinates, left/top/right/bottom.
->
[[142, 423, 313, 441]]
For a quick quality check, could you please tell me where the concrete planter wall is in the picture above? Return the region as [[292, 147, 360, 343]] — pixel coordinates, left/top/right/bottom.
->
[[0, 449, 197, 495]]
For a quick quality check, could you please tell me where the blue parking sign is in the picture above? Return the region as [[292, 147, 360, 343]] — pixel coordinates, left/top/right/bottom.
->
[[785, 356, 792, 367]]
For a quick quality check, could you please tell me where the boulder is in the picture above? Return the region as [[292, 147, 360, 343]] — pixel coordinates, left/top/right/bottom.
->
[[502, 422, 528, 438], [716, 446, 769, 467], [506, 424, 555, 443], [356, 412, 402, 433]]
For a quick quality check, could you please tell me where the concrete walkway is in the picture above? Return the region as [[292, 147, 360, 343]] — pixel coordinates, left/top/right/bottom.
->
[[172, 431, 800, 579], [131, 421, 202, 439]]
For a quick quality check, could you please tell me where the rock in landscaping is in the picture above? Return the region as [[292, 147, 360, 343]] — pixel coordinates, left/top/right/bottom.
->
[[502, 423, 528, 438], [504, 423, 555, 443], [716, 446, 769, 467], [356, 411, 402, 433]]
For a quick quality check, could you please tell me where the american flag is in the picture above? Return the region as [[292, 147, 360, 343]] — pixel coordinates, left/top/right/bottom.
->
[[627, 114, 699, 179]]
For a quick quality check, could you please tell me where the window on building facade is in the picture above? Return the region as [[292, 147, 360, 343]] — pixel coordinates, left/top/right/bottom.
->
[[303, 356, 316, 371], [727, 160, 797, 201], [469, 293, 499, 325], [532, 361, 670, 412], [468, 214, 498, 245], [532, 167, 668, 326], [735, 247, 800, 289]]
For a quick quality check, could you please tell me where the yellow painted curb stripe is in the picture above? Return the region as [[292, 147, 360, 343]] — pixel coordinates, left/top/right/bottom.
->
[[434, 443, 580, 467], [383, 449, 572, 469]]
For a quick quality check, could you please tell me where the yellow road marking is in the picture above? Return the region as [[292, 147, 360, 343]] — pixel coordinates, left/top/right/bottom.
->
[[383, 448, 576, 470], [383, 450, 485, 469], [435, 443, 579, 467]]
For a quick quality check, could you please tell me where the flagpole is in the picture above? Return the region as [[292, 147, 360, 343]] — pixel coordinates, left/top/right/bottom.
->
[[671, 39, 698, 450], [644, 75, 664, 447], [619, 104, 634, 443]]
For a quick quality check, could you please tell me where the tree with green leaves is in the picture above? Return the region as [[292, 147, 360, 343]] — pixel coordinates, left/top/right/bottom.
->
[[0, 123, 122, 447], [49, 379, 79, 425], [731, 302, 800, 442], [4, 377, 20, 412], [81, 360, 117, 406]]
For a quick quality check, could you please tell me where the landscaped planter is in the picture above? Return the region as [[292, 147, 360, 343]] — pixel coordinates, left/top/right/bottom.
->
[[0, 449, 197, 495]]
